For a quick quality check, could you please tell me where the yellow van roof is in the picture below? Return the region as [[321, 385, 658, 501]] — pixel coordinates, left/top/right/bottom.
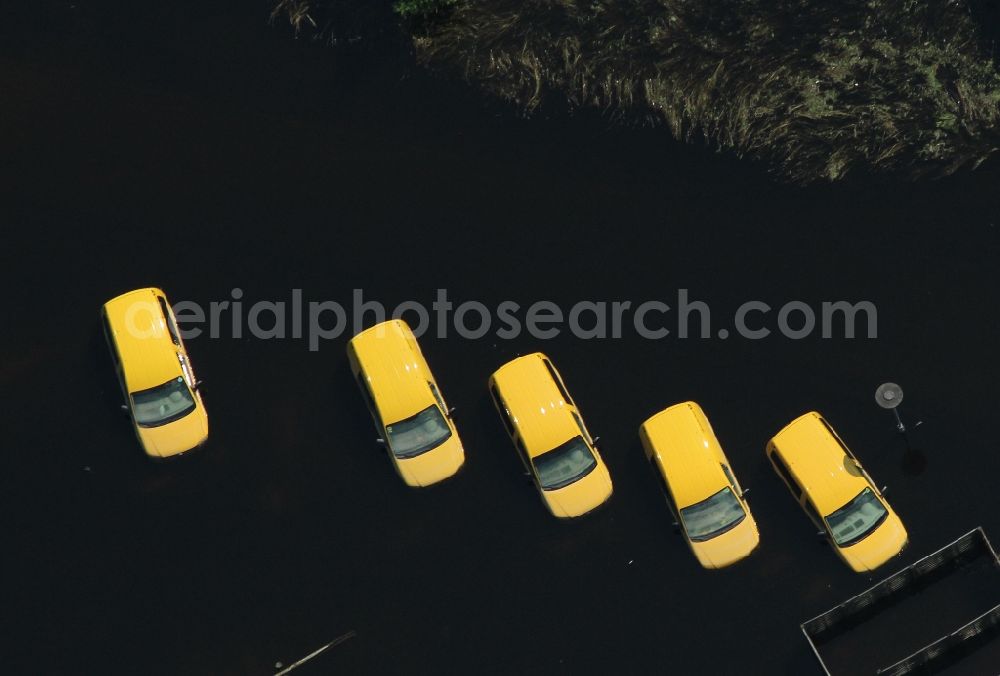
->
[[770, 412, 869, 515], [349, 320, 435, 425], [103, 287, 181, 393], [490, 353, 580, 457], [641, 402, 728, 507]]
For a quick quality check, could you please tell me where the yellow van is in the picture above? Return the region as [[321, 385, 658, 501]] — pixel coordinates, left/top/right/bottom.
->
[[488, 353, 612, 518], [640, 402, 759, 569], [346, 320, 464, 487], [767, 412, 907, 572], [102, 288, 208, 458]]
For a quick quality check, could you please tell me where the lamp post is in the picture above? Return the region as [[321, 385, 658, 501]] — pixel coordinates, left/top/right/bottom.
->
[[875, 382, 906, 433]]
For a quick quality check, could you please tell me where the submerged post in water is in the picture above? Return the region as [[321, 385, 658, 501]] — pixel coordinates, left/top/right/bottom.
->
[[875, 382, 906, 433]]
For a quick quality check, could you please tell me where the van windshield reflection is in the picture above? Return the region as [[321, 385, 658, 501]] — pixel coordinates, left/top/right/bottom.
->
[[680, 488, 746, 541], [386, 405, 452, 458], [826, 488, 888, 547], [131, 377, 196, 427], [533, 436, 597, 490]]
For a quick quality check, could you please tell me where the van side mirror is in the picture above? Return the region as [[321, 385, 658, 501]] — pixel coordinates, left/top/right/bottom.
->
[[120, 404, 129, 414], [817, 530, 827, 542], [672, 521, 681, 534], [448, 406, 456, 417], [194, 380, 204, 391], [741, 488, 750, 498], [375, 437, 385, 446], [881, 485, 889, 496], [591, 436, 601, 447]]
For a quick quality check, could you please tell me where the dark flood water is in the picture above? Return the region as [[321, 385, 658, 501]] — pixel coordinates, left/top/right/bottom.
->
[[3, 2, 1000, 674], [817, 552, 1000, 674]]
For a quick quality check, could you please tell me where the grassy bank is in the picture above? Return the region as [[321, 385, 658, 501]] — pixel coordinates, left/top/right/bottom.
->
[[274, 0, 1000, 182]]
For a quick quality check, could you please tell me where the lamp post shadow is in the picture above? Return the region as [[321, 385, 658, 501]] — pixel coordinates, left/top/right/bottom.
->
[[875, 382, 926, 476], [900, 444, 927, 477]]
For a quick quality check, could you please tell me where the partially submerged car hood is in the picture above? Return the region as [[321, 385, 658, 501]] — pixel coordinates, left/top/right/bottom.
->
[[542, 463, 613, 518], [839, 512, 908, 573], [689, 515, 760, 569], [135, 407, 208, 459], [395, 435, 465, 487]]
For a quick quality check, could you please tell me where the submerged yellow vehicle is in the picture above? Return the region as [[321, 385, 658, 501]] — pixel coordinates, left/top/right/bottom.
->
[[489, 353, 612, 518], [640, 402, 759, 569], [102, 288, 208, 459], [347, 320, 464, 487], [767, 412, 908, 573]]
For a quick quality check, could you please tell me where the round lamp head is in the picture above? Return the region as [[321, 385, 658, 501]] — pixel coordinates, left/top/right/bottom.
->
[[875, 382, 904, 409]]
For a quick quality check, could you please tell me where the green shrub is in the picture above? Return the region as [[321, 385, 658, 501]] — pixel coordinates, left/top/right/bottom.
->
[[393, 0, 457, 18], [415, 0, 1000, 182], [274, 0, 1000, 182]]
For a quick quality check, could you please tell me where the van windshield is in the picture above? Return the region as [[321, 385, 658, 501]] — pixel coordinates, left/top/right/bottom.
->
[[825, 487, 889, 547], [131, 377, 196, 427], [533, 436, 597, 490], [385, 405, 452, 459], [680, 487, 747, 541]]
